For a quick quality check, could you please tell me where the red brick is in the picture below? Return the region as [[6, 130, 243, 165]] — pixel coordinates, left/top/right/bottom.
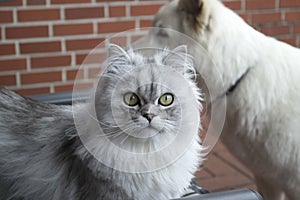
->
[[26, 0, 46, 5], [216, 151, 253, 178], [87, 67, 101, 79], [131, 4, 163, 16], [66, 38, 104, 51], [65, 7, 104, 20], [18, 9, 60, 22], [195, 168, 213, 179], [21, 71, 61, 84], [20, 41, 61, 54], [31, 55, 71, 69], [285, 11, 300, 21], [67, 69, 84, 80], [195, 143, 257, 192], [245, 0, 275, 10], [253, 25, 261, 32], [223, 0, 242, 10], [0, 58, 27, 72], [130, 34, 145, 43], [0, 0, 22, 6], [54, 82, 93, 92], [197, 173, 252, 191], [76, 52, 106, 65], [6, 26, 48, 39], [261, 25, 290, 36], [14, 87, 50, 96], [98, 21, 135, 33], [109, 36, 127, 47], [0, 44, 15, 56], [0, 75, 16, 86], [280, 0, 300, 7], [203, 154, 237, 176], [279, 37, 297, 46], [251, 12, 282, 24], [54, 84, 73, 92], [73, 82, 93, 90], [238, 14, 249, 23], [51, 0, 90, 4], [53, 23, 93, 36], [211, 141, 227, 153], [140, 19, 153, 28], [109, 6, 126, 17], [0, 11, 13, 24], [294, 24, 300, 34]]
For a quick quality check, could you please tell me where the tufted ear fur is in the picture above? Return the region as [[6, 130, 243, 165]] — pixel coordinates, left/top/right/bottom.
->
[[107, 44, 129, 59], [178, 0, 203, 18], [163, 45, 188, 65], [162, 45, 195, 76], [104, 44, 133, 76]]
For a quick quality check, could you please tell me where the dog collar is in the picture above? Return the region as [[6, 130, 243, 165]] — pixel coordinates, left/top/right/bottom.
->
[[225, 68, 250, 96]]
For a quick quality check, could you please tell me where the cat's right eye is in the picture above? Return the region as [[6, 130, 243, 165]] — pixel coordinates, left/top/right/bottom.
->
[[124, 93, 140, 106]]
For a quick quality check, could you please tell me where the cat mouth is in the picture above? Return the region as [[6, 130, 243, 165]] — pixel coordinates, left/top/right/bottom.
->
[[125, 124, 163, 139], [145, 124, 165, 135], [146, 125, 160, 131]]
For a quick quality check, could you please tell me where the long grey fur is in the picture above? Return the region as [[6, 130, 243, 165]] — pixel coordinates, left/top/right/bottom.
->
[[0, 87, 131, 200]]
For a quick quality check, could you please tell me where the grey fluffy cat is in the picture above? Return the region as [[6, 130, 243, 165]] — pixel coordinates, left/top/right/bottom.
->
[[0, 44, 203, 200]]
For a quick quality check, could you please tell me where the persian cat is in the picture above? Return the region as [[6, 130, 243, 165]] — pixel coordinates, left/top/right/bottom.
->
[[0, 44, 203, 200]]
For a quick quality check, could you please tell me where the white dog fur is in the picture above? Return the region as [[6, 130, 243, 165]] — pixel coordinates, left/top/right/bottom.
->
[[134, 0, 300, 199]]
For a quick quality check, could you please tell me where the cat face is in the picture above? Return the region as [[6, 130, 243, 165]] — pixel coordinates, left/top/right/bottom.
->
[[94, 44, 201, 147], [110, 65, 183, 140]]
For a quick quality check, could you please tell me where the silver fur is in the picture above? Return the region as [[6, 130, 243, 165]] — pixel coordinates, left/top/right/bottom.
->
[[0, 45, 203, 200]]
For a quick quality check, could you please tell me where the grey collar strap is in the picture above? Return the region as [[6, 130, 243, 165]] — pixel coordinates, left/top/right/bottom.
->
[[225, 68, 250, 96]]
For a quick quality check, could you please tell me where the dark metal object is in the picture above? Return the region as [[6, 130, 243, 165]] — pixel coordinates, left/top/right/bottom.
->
[[189, 179, 209, 194], [174, 189, 263, 200], [29, 90, 90, 105], [0, 0, 15, 3]]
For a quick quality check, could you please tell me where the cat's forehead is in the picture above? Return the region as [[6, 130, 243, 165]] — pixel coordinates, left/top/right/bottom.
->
[[108, 49, 193, 98], [123, 65, 171, 86], [117, 65, 183, 95]]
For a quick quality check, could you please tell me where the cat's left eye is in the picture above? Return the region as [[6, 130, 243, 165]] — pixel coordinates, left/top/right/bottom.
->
[[124, 93, 140, 106], [159, 93, 174, 106]]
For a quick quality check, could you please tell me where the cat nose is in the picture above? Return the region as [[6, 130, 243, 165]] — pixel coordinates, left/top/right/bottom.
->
[[143, 113, 155, 123]]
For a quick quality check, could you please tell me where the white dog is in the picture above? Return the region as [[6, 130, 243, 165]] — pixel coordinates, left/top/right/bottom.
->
[[134, 0, 300, 199]]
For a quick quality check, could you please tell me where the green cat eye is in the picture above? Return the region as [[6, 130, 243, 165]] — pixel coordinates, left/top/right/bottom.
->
[[124, 92, 140, 106], [159, 93, 174, 106]]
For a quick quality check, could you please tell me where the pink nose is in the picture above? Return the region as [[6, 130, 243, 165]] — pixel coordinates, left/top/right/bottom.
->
[[143, 114, 155, 123]]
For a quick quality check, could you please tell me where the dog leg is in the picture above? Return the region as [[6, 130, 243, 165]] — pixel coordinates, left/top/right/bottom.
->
[[255, 176, 286, 200]]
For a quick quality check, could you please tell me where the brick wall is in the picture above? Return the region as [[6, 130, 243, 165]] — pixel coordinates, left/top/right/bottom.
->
[[0, 0, 299, 95]]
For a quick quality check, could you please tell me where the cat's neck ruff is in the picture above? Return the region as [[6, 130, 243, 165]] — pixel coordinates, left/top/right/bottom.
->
[[73, 101, 203, 200]]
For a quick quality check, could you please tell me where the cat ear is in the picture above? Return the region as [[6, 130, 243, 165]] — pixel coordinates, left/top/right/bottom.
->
[[162, 45, 195, 75], [107, 44, 129, 59], [163, 45, 187, 64], [104, 44, 132, 76], [163, 45, 188, 67]]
